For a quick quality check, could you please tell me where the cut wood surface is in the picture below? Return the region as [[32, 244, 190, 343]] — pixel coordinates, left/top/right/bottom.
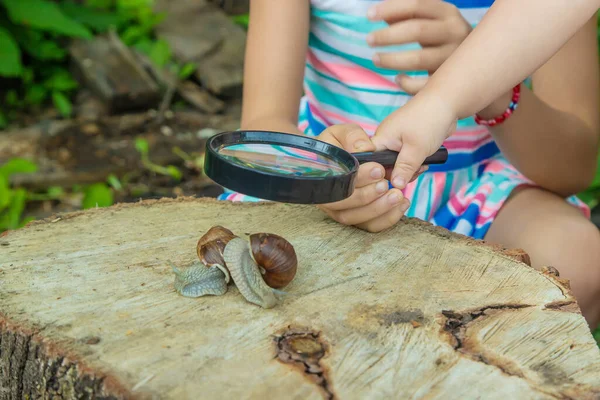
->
[[1, 198, 599, 399]]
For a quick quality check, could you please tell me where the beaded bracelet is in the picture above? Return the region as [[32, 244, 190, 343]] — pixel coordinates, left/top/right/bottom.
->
[[474, 83, 521, 126]]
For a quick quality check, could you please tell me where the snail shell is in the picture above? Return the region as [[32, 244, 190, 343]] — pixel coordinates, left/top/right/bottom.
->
[[249, 233, 297, 289], [196, 225, 237, 272]]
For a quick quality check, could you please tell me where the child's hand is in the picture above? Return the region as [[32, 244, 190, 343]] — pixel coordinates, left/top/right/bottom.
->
[[315, 124, 425, 232], [367, 0, 471, 94], [371, 91, 457, 190]]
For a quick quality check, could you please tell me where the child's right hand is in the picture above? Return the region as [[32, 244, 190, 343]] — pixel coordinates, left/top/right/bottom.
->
[[315, 124, 422, 232]]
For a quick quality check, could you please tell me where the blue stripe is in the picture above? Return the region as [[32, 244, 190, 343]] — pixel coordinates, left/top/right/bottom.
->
[[309, 33, 428, 77], [427, 141, 501, 172], [445, 0, 494, 8], [305, 102, 327, 135]]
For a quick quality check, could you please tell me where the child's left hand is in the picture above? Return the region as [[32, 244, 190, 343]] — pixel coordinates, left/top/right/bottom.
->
[[366, 0, 472, 93]]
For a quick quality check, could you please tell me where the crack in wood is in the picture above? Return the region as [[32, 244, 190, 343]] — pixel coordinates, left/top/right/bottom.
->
[[442, 304, 532, 350], [273, 327, 336, 400]]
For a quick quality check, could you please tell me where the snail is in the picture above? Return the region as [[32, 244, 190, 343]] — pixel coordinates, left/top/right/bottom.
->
[[171, 225, 298, 309]]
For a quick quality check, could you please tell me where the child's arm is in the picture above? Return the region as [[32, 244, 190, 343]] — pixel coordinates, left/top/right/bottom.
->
[[370, 0, 600, 192], [423, 0, 600, 119], [240, 0, 310, 135]]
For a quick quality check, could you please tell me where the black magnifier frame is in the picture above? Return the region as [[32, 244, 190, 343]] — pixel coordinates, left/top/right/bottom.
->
[[204, 130, 448, 204]]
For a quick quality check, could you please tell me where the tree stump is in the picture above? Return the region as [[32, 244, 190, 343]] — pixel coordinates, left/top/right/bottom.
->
[[1, 198, 599, 400]]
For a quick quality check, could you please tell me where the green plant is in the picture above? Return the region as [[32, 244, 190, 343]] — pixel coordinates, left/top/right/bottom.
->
[[135, 137, 182, 181], [0, 158, 38, 231], [0, 0, 168, 127]]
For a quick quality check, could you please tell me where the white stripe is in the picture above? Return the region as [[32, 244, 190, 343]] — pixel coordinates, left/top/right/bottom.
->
[[311, 0, 373, 15], [460, 8, 489, 25]]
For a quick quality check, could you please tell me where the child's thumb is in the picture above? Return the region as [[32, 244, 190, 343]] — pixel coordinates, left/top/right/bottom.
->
[[389, 143, 428, 190]]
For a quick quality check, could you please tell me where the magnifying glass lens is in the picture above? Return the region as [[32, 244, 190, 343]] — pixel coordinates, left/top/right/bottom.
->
[[218, 143, 350, 177]]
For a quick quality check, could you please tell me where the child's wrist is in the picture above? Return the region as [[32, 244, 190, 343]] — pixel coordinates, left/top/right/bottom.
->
[[476, 89, 515, 121]]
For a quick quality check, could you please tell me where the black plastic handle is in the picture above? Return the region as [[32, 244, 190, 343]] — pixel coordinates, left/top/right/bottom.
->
[[352, 146, 448, 167]]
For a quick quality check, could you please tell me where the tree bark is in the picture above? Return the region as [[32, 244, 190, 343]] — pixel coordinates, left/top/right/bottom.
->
[[1, 198, 599, 399]]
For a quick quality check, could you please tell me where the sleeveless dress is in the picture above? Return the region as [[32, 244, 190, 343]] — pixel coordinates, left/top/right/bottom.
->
[[218, 0, 590, 239]]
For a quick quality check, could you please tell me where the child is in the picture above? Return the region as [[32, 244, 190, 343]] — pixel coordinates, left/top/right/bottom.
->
[[218, 0, 600, 328]]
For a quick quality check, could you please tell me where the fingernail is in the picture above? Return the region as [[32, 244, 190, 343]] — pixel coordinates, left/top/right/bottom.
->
[[393, 177, 406, 188], [354, 140, 370, 151], [372, 54, 380, 65], [367, 6, 378, 20], [371, 167, 383, 179], [388, 192, 401, 205], [366, 33, 374, 46], [376, 181, 388, 193]]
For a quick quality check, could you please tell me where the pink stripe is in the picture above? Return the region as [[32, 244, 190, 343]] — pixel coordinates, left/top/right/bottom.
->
[[305, 91, 379, 133], [443, 136, 494, 151], [429, 174, 446, 219], [403, 179, 417, 202], [448, 127, 490, 138], [307, 50, 400, 91]]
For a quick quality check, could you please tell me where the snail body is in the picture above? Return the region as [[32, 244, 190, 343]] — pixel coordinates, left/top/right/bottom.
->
[[171, 261, 229, 297], [172, 225, 298, 308], [224, 237, 279, 308]]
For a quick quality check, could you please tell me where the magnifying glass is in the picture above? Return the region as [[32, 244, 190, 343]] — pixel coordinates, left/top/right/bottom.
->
[[204, 130, 448, 204]]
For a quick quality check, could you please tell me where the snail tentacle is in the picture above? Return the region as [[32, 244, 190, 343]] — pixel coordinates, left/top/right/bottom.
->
[[224, 237, 279, 309], [171, 260, 228, 298]]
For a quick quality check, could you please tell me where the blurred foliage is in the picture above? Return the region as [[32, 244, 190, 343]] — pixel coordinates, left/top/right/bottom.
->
[[0, 0, 170, 128]]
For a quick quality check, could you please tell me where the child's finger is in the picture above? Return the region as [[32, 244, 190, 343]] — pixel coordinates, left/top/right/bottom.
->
[[329, 188, 404, 226], [321, 179, 389, 212], [395, 74, 428, 95], [319, 124, 375, 152], [390, 143, 429, 190], [355, 162, 385, 188], [356, 198, 410, 232]]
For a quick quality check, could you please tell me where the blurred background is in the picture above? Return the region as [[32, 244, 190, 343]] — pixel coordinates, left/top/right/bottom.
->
[[1, 1, 599, 344], [0, 0, 249, 230]]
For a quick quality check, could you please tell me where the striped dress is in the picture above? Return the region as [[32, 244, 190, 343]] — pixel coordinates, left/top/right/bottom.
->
[[218, 0, 590, 239]]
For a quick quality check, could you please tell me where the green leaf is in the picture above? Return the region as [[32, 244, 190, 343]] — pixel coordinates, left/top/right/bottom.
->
[[24, 84, 48, 106], [134, 137, 149, 156], [231, 14, 249, 29], [107, 174, 122, 190], [21, 37, 67, 60], [0, 175, 10, 211], [44, 70, 78, 91], [148, 39, 171, 68], [166, 165, 182, 181], [46, 186, 64, 198], [4, 90, 20, 107], [178, 62, 197, 80], [2, 0, 93, 38], [0, 158, 38, 180], [131, 37, 154, 55], [0, 26, 22, 77], [59, 1, 119, 32], [85, 0, 114, 10], [119, 26, 146, 46], [0, 188, 27, 230], [0, 110, 8, 129], [52, 91, 73, 117], [82, 183, 113, 209]]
